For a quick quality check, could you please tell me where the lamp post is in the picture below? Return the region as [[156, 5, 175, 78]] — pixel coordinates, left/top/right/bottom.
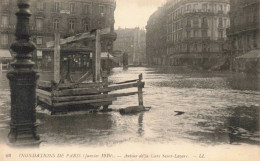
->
[[7, 0, 40, 147]]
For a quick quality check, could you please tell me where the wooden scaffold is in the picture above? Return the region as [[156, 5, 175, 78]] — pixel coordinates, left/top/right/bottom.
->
[[36, 29, 151, 115]]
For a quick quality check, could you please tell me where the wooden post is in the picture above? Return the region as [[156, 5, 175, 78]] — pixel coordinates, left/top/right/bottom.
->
[[93, 29, 101, 82], [101, 71, 109, 112], [7, 0, 41, 147], [54, 33, 60, 83], [138, 73, 144, 107]]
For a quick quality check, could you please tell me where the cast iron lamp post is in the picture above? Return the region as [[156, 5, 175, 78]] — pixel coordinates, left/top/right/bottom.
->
[[7, 0, 41, 147]]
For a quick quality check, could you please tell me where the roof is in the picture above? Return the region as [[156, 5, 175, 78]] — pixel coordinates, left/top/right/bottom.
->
[[0, 49, 12, 58], [236, 50, 260, 59]]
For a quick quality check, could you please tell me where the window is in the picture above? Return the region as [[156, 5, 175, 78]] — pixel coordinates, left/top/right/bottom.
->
[[187, 30, 190, 38], [99, 5, 104, 14], [36, 18, 43, 31], [194, 44, 198, 51], [219, 18, 223, 27], [70, 3, 76, 13], [36, 37, 43, 45], [84, 4, 91, 14], [219, 30, 223, 39], [69, 20, 75, 31], [53, 19, 59, 30], [202, 17, 208, 27], [2, 0, 9, 6], [224, 18, 227, 27], [83, 20, 89, 32], [194, 30, 198, 37], [109, 7, 113, 14], [202, 43, 207, 52], [224, 5, 227, 12], [187, 4, 191, 11], [202, 30, 207, 37], [193, 17, 199, 27], [187, 19, 191, 27], [54, 2, 60, 12], [202, 4, 207, 11], [193, 4, 198, 11], [37, 1, 44, 10], [1, 15, 8, 28], [219, 5, 223, 12], [1, 34, 8, 45]]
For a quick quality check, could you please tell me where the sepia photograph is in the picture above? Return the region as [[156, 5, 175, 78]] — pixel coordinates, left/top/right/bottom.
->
[[0, 0, 259, 160]]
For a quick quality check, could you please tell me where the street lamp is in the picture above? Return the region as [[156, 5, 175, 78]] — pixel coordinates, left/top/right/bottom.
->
[[7, 0, 41, 147]]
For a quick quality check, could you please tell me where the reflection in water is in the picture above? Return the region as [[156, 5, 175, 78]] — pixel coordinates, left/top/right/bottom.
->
[[137, 112, 144, 137], [227, 106, 260, 144], [37, 113, 114, 145]]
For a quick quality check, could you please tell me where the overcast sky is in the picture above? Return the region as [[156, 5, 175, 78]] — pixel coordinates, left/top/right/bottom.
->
[[114, 0, 166, 29]]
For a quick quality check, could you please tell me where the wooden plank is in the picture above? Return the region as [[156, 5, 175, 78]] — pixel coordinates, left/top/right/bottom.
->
[[54, 33, 61, 83], [106, 82, 143, 91], [53, 92, 139, 102], [77, 71, 91, 83], [93, 29, 101, 82], [53, 98, 117, 107], [114, 79, 138, 84], [138, 74, 144, 106], [38, 80, 52, 88], [37, 81, 104, 90], [90, 101, 112, 107], [36, 89, 52, 97], [53, 82, 104, 89], [53, 82, 142, 96], [37, 95, 52, 106], [46, 28, 110, 48]]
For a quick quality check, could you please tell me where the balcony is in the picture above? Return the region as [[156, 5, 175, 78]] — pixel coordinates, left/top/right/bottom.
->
[[0, 24, 15, 31], [227, 22, 259, 36], [242, 0, 259, 8]]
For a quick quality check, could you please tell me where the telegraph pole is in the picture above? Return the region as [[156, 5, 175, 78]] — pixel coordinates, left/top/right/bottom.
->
[[7, 0, 41, 147]]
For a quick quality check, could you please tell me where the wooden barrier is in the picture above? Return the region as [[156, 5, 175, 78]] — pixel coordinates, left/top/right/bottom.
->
[[119, 73, 151, 115], [37, 73, 149, 115]]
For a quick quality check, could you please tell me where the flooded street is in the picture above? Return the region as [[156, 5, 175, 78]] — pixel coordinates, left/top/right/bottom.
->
[[0, 67, 259, 147]]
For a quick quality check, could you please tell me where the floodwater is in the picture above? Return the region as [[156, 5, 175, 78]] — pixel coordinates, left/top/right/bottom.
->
[[0, 67, 259, 147]]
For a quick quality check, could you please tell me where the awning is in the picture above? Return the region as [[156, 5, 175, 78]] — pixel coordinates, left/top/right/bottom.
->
[[236, 50, 260, 60], [0, 49, 12, 58], [90, 52, 114, 59]]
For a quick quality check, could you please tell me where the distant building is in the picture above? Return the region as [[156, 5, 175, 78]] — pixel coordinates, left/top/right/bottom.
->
[[0, 0, 116, 70], [146, 0, 231, 69], [227, 0, 260, 74], [146, 5, 167, 65], [114, 27, 146, 65]]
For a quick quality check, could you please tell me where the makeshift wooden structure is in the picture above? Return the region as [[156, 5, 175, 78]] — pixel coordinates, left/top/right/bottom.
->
[[37, 29, 149, 114]]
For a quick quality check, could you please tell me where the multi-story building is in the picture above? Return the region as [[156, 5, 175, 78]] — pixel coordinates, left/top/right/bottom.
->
[[166, 0, 230, 68], [0, 0, 116, 70], [146, 5, 167, 65], [146, 0, 230, 68], [227, 0, 260, 73], [114, 27, 146, 65]]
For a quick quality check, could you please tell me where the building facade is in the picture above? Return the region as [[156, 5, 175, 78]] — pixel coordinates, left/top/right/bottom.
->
[[166, 0, 230, 68], [146, 0, 230, 69], [114, 27, 146, 65], [227, 0, 260, 73], [146, 5, 167, 65], [0, 0, 116, 70]]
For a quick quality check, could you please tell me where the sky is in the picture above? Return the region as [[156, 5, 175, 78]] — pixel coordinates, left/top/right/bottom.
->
[[114, 0, 166, 29]]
